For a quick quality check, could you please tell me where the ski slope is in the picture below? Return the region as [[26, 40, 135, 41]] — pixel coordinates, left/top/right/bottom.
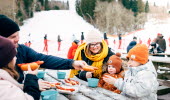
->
[[19, 2, 170, 58]]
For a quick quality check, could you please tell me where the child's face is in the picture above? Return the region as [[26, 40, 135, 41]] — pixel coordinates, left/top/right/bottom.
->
[[107, 65, 116, 74], [8, 56, 17, 68], [127, 58, 141, 67]]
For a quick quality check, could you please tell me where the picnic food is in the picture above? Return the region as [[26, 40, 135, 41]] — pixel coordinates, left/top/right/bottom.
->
[[56, 85, 75, 92], [17, 61, 44, 71], [35, 61, 44, 65], [49, 82, 61, 87], [64, 78, 79, 85], [83, 65, 98, 72]]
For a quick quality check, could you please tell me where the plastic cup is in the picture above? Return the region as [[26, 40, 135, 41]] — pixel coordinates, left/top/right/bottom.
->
[[87, 78, 99, 88], [57, 72, 66, 79], [37, 71, 45, 79], [41, 90, 58, 100]]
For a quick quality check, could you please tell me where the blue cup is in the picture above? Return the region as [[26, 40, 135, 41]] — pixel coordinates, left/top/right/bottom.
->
[[37, 71, 45, 79], [57, 72, 66, 79], [41, 90, 58, 100], [87, 78, 99, 87]]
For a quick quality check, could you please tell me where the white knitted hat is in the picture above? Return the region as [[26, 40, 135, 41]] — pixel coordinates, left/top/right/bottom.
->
[[85, 30, 103, 44]]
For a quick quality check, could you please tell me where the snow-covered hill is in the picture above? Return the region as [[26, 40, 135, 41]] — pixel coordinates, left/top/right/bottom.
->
[[19, 10, 99, 57], [19, 0, 170, 57]]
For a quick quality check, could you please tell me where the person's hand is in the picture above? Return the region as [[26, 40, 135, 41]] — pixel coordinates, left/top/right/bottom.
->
[[27, 65, 39, 75], [86, 72, 93, 78], [103, 75, 116, 85], [38, 80, 51, 91], [72, 60, 87, 70]]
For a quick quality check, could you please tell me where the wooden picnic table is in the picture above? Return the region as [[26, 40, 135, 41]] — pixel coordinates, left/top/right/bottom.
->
[[42, 69, 127, 100]]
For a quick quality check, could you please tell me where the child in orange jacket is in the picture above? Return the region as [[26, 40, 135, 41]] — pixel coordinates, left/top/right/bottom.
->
[[98, 54, 124, 94], [67, 40, 80, 59]]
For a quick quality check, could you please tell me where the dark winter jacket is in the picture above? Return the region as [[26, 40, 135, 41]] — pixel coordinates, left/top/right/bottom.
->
[[81, 32, 84, 40], [127, 41, 137, 53], [118, 34, 122, 40], [44, 34, 47, 40], [24, 74, 40, 100], [57, 35, 62, 42], [104, 33, 108, 39], [76, 48, 114, 81], [149, 42, 164, 57], [155, 36, 166, 52], [16, 44, 74, 83]]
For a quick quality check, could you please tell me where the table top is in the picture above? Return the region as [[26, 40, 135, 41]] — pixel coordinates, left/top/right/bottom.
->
[[42, 69, 126, 100]]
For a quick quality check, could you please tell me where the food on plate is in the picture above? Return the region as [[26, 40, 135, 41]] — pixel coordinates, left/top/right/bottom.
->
[[49, 82, 61, 87], [83, 65, 98, 72], [64, 78, 79, 85], [17, 61, 44, 71], [56, 85, 75, 92]]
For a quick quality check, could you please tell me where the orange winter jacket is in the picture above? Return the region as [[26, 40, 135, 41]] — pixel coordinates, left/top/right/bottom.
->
[[67, 42, 79, 59], [98, 72, 124, 94]]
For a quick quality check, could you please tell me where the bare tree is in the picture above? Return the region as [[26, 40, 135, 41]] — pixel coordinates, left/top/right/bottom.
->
[[94, 1, 137, 34]]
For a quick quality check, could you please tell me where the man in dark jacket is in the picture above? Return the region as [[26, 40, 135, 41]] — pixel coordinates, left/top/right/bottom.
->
[[149, 42, 164, 57], [155, 33, 166, 52], [0, 14, 87, 91]]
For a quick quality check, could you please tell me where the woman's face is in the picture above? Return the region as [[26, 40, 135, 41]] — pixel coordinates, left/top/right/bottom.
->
[[89, 42, 102, 54], [107, 65, 116, 74], [8, 56, 17, 68]]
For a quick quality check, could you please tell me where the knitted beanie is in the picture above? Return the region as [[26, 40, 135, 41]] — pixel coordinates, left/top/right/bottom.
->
[[85, 30, 103, 44], [0, 15, 20, 37], [73, 40, 80, 44], [0, 36, 17, 68], [157, 33, 161, 36], [107, 53, 122, 73], [127, 44, 148, 64]]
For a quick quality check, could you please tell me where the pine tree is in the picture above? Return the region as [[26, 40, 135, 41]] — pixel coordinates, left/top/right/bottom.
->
[[145, 1, 149, 13], [131, 0, 138, 16], [45, 0, 49, 10], [99, 0, 113, 2], [137, 0, 144, 13], [67, 1, 69, 10], [76, 0, 81, 16], [122, 0, 131, 9], [76, 0, 96, 20]]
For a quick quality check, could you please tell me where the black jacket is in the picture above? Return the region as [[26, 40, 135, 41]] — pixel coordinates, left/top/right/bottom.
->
[[24, 74, 40, 100], [16, 44, 74, 83], [127, 41, 137, 53]]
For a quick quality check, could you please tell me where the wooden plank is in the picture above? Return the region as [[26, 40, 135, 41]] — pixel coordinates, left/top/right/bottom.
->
[[158, 79, 170, 87], [157, 85, 170, 95]]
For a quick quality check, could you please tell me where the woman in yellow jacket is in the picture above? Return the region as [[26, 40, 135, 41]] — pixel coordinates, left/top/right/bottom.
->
[[69, 30, 115, 81]]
